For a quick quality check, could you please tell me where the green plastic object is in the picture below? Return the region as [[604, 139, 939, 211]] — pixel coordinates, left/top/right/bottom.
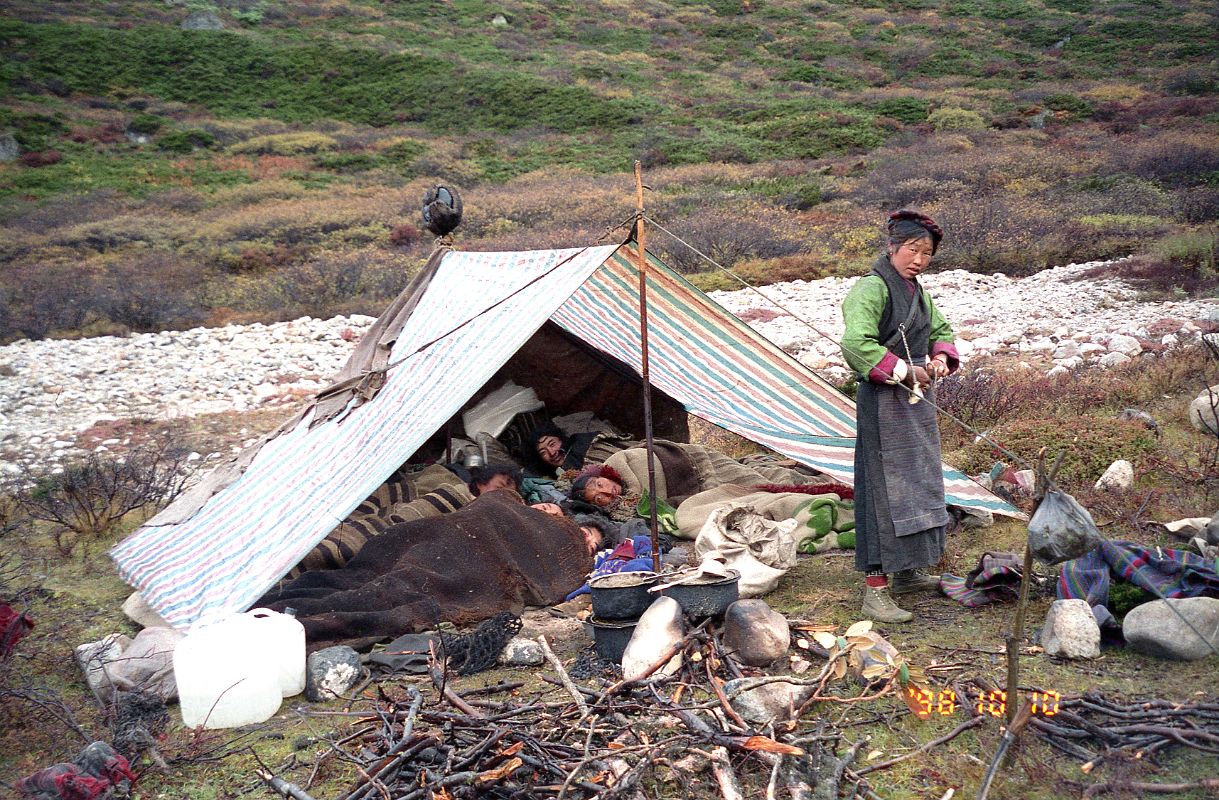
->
[[637, 491, 678, 534]]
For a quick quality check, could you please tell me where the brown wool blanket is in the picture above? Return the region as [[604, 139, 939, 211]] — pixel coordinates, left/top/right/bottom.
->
[[258, 490, 593, 650]]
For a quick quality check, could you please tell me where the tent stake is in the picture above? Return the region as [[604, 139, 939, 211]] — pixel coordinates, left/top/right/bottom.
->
[[634, 161, 662, 573]]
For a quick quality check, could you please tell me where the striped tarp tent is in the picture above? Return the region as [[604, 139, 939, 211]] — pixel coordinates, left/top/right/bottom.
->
[[112, 242, 1019, 629]]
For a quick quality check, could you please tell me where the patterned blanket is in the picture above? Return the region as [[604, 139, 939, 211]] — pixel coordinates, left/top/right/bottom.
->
[[1057, 540, 1219, 628]]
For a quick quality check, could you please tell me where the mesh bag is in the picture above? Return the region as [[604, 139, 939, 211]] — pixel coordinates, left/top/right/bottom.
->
[[438, 612, 522, 675]]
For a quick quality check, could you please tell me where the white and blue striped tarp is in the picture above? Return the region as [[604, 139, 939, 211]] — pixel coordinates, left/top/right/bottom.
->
[[111, 243, 1019, 629]]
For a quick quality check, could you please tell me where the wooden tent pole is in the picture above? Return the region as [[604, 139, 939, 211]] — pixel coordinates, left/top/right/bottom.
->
[[634, 161, 662, 573]]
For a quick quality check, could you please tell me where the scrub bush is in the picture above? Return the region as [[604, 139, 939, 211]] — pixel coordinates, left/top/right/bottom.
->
[[928, 107, 988, 132], [13, 442, 192, 556], [156, 129, 216, 153], [229, 132, 339, 156], [952, 415, 1159, 489]]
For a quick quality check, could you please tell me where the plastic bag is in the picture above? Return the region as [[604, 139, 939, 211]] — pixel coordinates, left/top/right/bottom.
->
[[1027, 490, 1103, 565]]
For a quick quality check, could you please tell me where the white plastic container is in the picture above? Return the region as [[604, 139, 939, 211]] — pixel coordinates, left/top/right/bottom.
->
[[174, 614, 281, 729], [246, 608, 306, 697]]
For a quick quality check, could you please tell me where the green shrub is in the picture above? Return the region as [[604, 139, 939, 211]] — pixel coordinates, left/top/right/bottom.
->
[[927, 107, 988, 131], [3, 111, 68, 150], [127, 114, 164, 135], [1044, 93, 1093, 120], [871, 97, 930, 124], [156, 128, 217, 153], [229, 132, 339, 155], [314, 152, 378, 172]]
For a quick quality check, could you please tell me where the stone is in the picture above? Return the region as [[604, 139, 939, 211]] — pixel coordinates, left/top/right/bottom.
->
[[1205, 511, 1219, 546], [122, 591, 171, 629], [622, 596, 684, 680], [1040, 599, 1100, 659], [1118, 408, 1159, 436], [1106, 334, 1142, 357], [1052, 341, 1081, 360], [490, 13, 508, 25], [722, 676, 816, 724], [1189, 386, 1219, 434], [0, 132, 19, 162], [721, 600, 790, 666], [181, 10, 224, 29], [1098, 352, 1131, 368], [1123, 598, 1219, 661], [497, 636, 544, 667], [1094, 459, 1134, 492], [305, 646, 362, 701], [75, 634, 133, 695], [1046, 365, 1069, 379]]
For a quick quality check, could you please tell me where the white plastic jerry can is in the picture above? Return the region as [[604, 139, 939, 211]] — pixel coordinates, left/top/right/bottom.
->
[[246, 607, 306, 698], [173, 614, 281, 729]]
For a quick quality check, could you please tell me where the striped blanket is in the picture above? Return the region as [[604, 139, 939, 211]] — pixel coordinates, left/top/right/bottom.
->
[[1057, 540, 1219, 628]]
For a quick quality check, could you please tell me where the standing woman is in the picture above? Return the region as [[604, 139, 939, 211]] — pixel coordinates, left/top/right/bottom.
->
[[840, 210, 959, 623]]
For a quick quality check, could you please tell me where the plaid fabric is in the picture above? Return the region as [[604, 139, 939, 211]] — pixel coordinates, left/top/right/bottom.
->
[[1057, 540, 1219, 628], [940, 552, 1023, 608]]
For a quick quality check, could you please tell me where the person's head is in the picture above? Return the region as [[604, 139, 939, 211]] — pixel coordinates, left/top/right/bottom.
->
[[571, 514, 618, 555], [468, 463, 521, 496], [886, 209, 943, 280], [527, 422, 567, 469], [571, 465, 624, 507]]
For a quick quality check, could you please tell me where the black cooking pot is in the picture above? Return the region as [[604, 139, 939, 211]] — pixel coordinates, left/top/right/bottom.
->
[[585, 616, 638, 663], [660, 570, 741, 619], [589, 572, 660, 620]]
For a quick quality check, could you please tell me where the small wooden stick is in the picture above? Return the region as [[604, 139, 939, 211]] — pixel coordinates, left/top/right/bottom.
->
[[538, 635, 589, 717], [709, 746, 745, 800]]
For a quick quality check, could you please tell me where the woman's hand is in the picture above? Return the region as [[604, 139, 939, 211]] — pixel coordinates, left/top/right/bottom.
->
[[911, 365, 931, 388], [926, 356, 950, 380]]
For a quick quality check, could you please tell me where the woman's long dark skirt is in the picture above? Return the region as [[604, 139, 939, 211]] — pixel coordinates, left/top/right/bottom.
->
[[853, 379, 951, 574]]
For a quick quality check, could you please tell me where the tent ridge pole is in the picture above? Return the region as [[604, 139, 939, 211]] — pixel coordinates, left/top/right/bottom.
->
[[634, 161, 662, 573]]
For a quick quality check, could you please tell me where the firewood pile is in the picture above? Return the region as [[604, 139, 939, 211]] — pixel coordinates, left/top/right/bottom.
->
[[255, 629, 1219, 800]]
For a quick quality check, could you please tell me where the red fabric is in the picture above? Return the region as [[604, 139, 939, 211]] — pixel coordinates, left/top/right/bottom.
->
[[865, 575, 888, 588], [576, 463, 623, 484], [15, 743, 134, 800], [1, 603, 35, 657], [752, 482, 855, 500], [930, 341, 960, 373], [868, 350, 902, 384]]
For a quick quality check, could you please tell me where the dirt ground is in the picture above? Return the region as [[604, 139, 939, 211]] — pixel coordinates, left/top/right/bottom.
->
[[3, 505, 1217, 799]]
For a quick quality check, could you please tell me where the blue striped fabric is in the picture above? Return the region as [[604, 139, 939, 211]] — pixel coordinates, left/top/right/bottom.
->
[[552, 246, 1018, 517], [112, 242, 1019, 630]]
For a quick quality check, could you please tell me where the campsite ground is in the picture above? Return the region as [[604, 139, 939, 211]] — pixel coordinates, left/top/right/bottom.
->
[[3, 346, 1219, 799]]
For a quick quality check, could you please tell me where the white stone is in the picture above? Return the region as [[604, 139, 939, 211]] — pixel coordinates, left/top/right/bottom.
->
[[1046, 365, 1069, 379], [1094, 460, 1134, 492], [622, 596, 684, 679], [1124, 598, 1219, 661], [1107, 334, 1142, 356], [1189, 386, 1219, 435], [1052, 341, 1081, 359], [497, 637, 544, 667], [1040, 599, 1100, 659], [1099, 352, 1131, 368]]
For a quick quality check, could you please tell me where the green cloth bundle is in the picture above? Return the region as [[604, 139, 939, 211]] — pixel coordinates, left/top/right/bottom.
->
[[796, 496, 856, 553]]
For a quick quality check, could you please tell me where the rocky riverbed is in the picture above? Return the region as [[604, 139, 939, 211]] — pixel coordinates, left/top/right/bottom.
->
[[1, 259, 1215, 476]]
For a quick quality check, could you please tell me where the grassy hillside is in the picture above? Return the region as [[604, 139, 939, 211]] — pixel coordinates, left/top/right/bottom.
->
[[0, 0, 1216, 343], [1, 0, 1216, 342]]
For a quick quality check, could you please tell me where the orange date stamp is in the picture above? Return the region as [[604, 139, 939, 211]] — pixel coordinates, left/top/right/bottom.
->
[[905, 687, 1061, 720]]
